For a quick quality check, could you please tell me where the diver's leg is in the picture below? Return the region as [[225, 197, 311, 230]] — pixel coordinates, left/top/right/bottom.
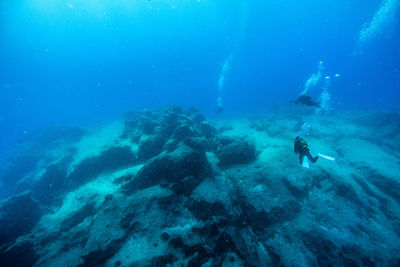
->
[[299, 154, 304, 164], [306, 151, 318, 163]]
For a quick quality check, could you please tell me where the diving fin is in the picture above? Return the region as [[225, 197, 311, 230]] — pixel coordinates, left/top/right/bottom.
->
[[317, 153, 335, 161], [302, 157, 310, 168]]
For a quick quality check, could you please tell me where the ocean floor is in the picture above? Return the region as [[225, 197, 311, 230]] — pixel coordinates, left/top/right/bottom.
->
[[0, 105, 400, 266]]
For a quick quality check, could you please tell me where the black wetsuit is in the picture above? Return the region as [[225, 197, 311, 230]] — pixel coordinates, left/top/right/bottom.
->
[[294, 136, 318, 165], [292, 94, 320, 107]]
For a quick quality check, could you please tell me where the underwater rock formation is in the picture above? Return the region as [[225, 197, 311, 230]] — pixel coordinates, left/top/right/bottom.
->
[[0, 191, 45, 245], [0, 107, 399, 266], [217, 138, 256, 167], [122, 143, 211, 194]]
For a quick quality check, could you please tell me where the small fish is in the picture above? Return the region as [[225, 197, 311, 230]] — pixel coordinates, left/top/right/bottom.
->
[[334, 74, 340, 77]]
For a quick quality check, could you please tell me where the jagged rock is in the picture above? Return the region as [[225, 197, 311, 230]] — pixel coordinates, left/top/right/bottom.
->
[[150, 253, 177, 266], [234, 201, 301, 231], [0, 155, 39, 187], [234, 202, 270, 231], [300, 232, 338, 264], [217, 125, 233, 133], [122, 107, 182, 140], [168, 237, 185, 249], [161, 232, 170, 241], [0, 192, 44, 245], [137, 114, 158, 135], [216, 136, 235, 147], [31, 154, 73, 206], [214, 232, 237, 254], [185, 107, 206, 123], [188, 254, 210, 267], [68, 146, 137, 188], [120, 120, 137, 139], [186, 243, 211, 258], [137, 135, 166, 160], [0, 240, 37, 266], [78, 220, 140, 267], [60, 203, 96, 232], [184, 137, 210, 152], [60, 228, 90, 252], [194, 222, 220, 238], [0, 127, 85, 199], [334, 183, 364, 206], [103, 194, 113, 203], [168, 236, 213, 261], [33, 163, 67, 204], [120, 106, 215, 156], [353, 175, 387, 204], [266, 201, 301, 225], [122, 144, 210, 193], [0, 154, 41, 200], [217, 139, 256, 167], [172, 125, 193, 141], [157, 195, 180, 211], [119, 211, 137, 229], [283, 179, 309, 201], [187, 200, 229, 221], [299, 232, 378, 266], [163, 138, 180, 153], [190, 112, 206, 124], [113, 174, 133, 185], [365, 169, 400, 203], [154, 105, 183, 137], [78, 238, 124, 267], [171, 175, 202, 196], [193, 122, 217, 138]]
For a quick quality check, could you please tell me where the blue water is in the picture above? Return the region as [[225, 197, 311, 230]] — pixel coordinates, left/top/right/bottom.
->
[[1, 0, 399, 162]]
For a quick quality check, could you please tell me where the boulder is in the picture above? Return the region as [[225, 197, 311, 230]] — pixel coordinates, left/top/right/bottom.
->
[[193, 122, 216, 139], [68, 146, 137, 188], [217, 139, 256, 167], [60, 203, 96, 232], [185, 107, 206, 123], [184, 137, 210, 152], [366, 169, 400, 203], [137, 114, 158, 135], [137, 135, 166, 160], [171, 125, 194, 141], [0, 192, 44, 245], [0, 154, 40, 199], [0, 240, 37, 266], [159, 105, 182, 126], [186, 200, 230, 221], [171, 176, 202, 196], [163, 138, 180, 153], [120, 120, 138, 139], [122, 144, 211, 194], [78, 238, 125, 267], [31, 162, 68, 206]]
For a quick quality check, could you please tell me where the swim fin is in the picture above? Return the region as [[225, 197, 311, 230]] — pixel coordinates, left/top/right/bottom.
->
[[317, 153, 335, 161], [302, 157, 310, 168]]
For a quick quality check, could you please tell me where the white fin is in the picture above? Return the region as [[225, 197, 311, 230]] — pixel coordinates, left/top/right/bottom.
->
[[318, 153, 335, 161], [302, 157, 310, 168]]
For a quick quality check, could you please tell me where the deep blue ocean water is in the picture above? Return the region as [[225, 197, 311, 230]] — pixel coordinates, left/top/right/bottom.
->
[[1, 0, 399, 162]]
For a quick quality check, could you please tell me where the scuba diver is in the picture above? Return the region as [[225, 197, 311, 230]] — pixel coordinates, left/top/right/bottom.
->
[[215, 104, 224, 114], [294, 136, 319, 166], [291, 93, 320, 107], [291, 61, 324, 107]]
